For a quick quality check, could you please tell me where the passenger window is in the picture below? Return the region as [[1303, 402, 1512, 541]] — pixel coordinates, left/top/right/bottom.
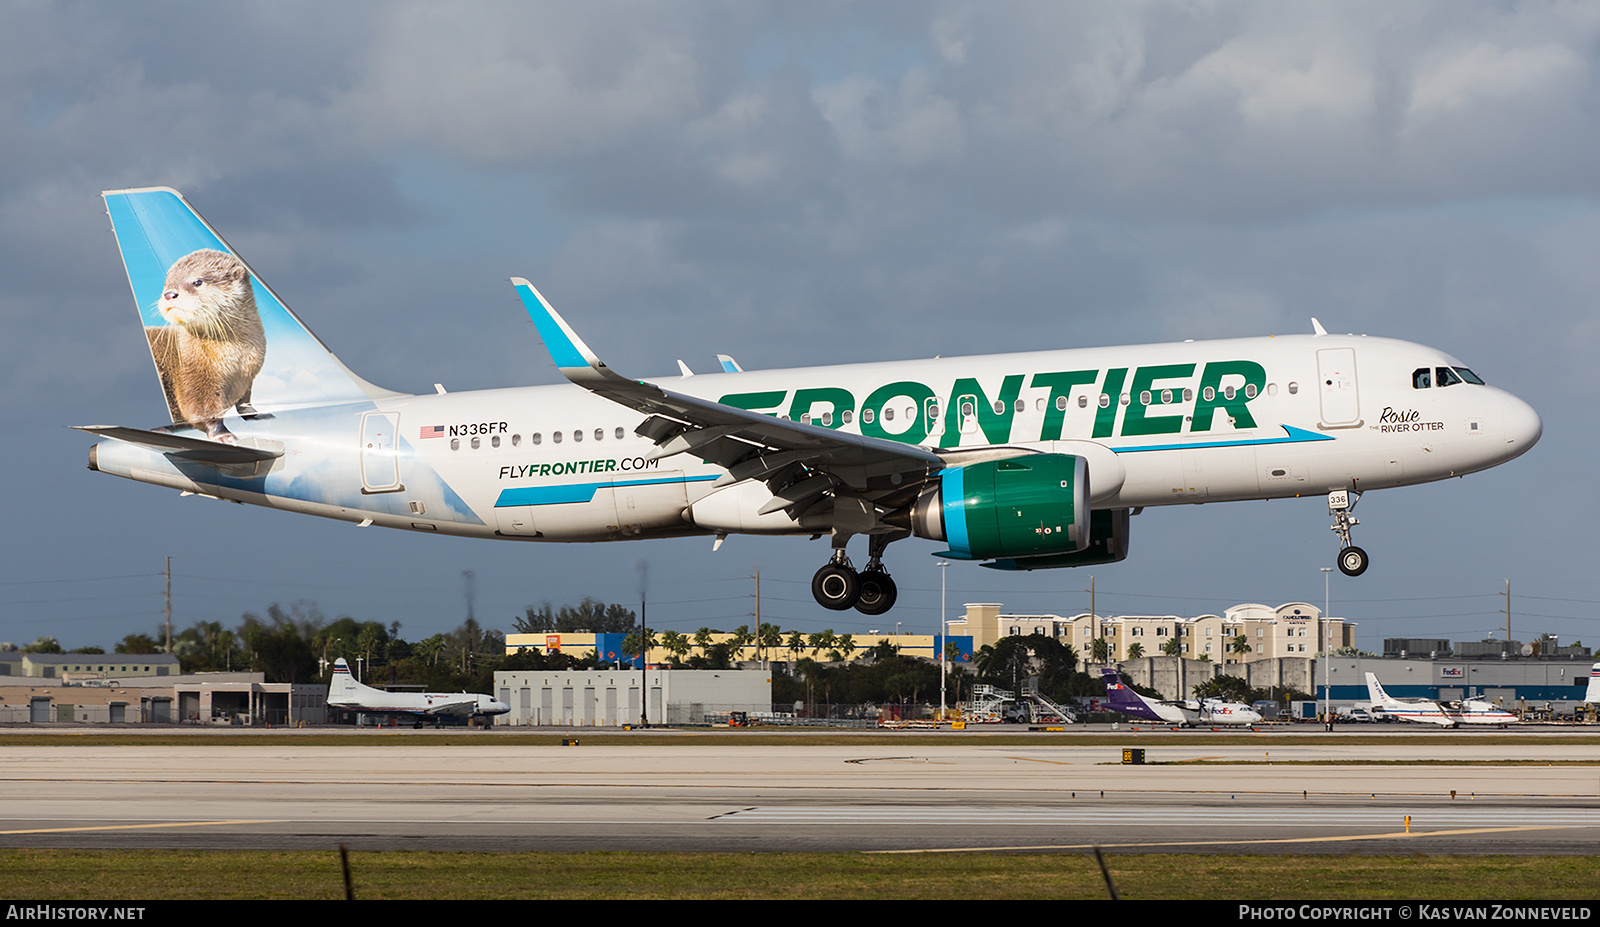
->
[[1077, 395, 1087, 409], [882, 407, 893, 422], [841, 410, 852, 424], [512, 434, 521, 447], [615, 427, 625, 439], [1098, 394, 1110, 409], [1223, 386, 1236, 400], [470, 437, 480, 450], [1014, 399, 1025, 413], [532, 433, 541, 445], [1139, 390, 1151, 405], [1244, 384, 1258, 399], [863, 408, 875, 424], [573, 429, 583, 443], [594, 428, 603, 441], [1413, 368, 1432, 389], [553, 432, 562, 444], [450, 438, 459, 451], [1160, 389, 1172, 404], [491, 435, 501, 448], [1203, 386, 1215, 402], [1287, 382, 1298, 395]]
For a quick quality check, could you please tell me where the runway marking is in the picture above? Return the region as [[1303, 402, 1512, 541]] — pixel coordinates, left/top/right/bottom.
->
[[716, 807, 1600, 826], [0, 821, 272, 836], [868, 825, 1569, 854]]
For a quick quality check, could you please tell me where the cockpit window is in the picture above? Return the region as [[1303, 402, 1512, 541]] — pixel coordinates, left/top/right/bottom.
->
[[1454, 367, 1485, 385], [1436, 366, 1463, 387], [1412, 368, 1432, 389]]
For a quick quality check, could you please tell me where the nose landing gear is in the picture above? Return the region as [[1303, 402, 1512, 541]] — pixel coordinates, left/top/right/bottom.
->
[[1329, 489, 1369, 577]]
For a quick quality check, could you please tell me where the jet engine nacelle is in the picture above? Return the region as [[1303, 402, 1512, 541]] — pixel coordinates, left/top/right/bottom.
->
[[911, 453, 1090, 560]]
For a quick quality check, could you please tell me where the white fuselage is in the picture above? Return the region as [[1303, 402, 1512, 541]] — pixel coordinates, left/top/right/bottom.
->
[[89, 333, 1542, 545]]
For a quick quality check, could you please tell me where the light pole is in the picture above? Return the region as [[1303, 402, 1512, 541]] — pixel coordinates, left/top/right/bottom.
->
[[1322, 566, 1333, 727], [938, 560, 950, 720]]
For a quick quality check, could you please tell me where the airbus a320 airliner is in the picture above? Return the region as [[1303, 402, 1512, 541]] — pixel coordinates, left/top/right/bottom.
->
[[81, 188, 1542, 616]]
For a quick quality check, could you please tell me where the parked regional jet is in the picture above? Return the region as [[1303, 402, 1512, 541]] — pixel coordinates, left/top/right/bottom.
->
[[325, 658, 508, 727], [1585, 664, 1600, 704], [1364, 672, 1457, 727], [80, 189, 1542, 615]]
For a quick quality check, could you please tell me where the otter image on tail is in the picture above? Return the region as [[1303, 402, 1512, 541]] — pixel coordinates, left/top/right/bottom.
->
[[145, 248, 267, 443]]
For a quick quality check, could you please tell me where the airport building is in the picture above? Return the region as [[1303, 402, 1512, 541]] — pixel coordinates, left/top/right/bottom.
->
[[504, 630, 974, 665], [493, 667, 769, 726], [0, 670, 326, 725]]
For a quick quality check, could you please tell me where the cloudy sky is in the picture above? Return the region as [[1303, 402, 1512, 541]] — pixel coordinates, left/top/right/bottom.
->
[[2, 1, 1594, 654]]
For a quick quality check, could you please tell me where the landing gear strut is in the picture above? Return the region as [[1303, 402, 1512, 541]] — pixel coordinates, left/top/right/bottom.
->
[[1329, 489, 1368, 577]]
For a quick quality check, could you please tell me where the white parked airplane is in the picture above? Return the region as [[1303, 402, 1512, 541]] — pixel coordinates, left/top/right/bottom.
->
[[1365, 672, 1457, 727], [1585, 664, 1600, 704], [81, 189, 1542, 615], [325, 658, 508, 727]]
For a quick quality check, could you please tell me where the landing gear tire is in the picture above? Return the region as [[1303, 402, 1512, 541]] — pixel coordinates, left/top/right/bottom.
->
[[855, 570, 898, 616], [1337, 545, 1369, 577], [812, 563, 860, 610]]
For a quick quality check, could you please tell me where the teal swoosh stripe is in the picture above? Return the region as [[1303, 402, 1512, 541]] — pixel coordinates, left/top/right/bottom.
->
[[495, 475, 719, 508], [1114, 424, 1334, 454]]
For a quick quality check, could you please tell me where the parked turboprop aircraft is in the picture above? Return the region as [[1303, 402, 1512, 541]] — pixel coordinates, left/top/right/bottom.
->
[[1364, 672, 1457, 727], [325, 658, 508, 727], [1098, 668, 1260, 727], [81, 188, 1542, 615], [1445, 693, 1517, 727]]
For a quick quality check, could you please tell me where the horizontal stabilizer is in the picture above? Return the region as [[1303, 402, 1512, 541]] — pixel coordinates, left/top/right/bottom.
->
[[73, 425, 282, 464]]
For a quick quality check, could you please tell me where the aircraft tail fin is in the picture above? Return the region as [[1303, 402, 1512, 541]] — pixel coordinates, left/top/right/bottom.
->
[[329, 657, 364, 701], [102, 188, 399, 436], [1364, 672, 1391, 706], [1586, 664, 1600, 704]]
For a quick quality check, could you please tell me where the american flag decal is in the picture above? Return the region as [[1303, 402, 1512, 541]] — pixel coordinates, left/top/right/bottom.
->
[[420, 425, 446, 439]]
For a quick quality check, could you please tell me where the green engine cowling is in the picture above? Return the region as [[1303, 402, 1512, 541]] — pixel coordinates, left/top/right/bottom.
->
[[912, 453, 1090, 560]]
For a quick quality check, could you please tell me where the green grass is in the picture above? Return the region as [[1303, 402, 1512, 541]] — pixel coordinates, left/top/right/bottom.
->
[[2, 849, 1597, 900]]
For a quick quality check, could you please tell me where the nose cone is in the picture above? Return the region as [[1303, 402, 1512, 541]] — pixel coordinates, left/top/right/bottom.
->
[[1501, 393, 1543, 460], [489, 700, 510, 715]]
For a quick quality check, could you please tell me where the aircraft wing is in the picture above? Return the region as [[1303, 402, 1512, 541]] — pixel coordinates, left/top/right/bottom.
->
[[513, 279, 943, 499], [420, 697, 481, 717]]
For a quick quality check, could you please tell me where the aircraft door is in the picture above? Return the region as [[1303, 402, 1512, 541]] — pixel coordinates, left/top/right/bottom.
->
[[1316, 348, 1361, 427], [360, 412, 403, 493]]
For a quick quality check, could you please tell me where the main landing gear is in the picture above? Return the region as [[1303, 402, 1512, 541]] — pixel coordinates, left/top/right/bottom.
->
[[811, 534, 900, 615], [1329, 489, 1369, 577]]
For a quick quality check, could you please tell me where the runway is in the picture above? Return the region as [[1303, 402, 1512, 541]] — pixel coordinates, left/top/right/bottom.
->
[[4, 733, 1600, 853]]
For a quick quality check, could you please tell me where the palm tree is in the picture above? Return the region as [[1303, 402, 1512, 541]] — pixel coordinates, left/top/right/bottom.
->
[[786, 631, 805, 663], [837, 634, 856, 661], [1127, 642, 1145, 659], [1228, 634, 1252, 664], [1091, 637, 1110, 664], [1161, 636, 1182, 657]]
